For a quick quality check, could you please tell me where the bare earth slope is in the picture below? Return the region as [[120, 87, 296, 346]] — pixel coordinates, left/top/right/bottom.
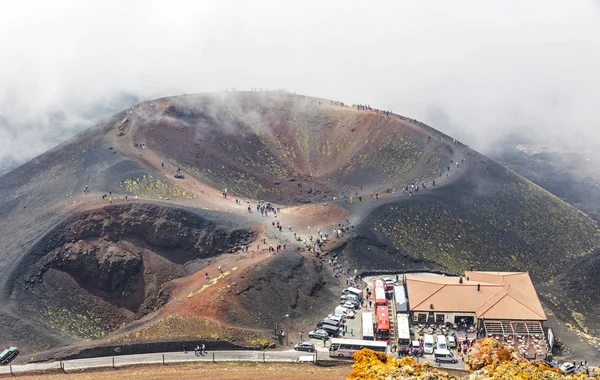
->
[[0, 91, 598, 361]]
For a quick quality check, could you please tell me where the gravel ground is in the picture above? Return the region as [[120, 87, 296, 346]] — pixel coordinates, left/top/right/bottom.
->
[[12, 362, 351, 380]]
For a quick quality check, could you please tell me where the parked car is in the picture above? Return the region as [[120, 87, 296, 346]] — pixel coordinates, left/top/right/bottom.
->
[[327, 314, 345, 323], [0, 347, 18, 365], [340, 300, 359, 309], [423, 334, 435, 354], [341, 287, 363, 299], [335, 306, 355, 318], [341, 294, 359, 302], [434, 349, 458, 364], [294, 342, 316, 352], [447, 335, 456, 348], [319, 324, 341, 337], [559, 362, 576, 374], [308, 329, 329, 340], [317, 319, 341, 328], [324, 318, 342, 327], [382, 277, 397, 290]]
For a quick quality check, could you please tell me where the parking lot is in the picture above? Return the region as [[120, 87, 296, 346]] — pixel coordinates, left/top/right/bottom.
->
[[301, 275, 469, 370]]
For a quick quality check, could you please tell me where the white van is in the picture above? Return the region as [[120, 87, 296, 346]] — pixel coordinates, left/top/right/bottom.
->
[[342, 287, 362, 299], [335, 306, 355, 318], [434, 348, 458, 363], [423, 334, 435, 354], [436, 335, 447, 351], [447, 335, 456, 348]]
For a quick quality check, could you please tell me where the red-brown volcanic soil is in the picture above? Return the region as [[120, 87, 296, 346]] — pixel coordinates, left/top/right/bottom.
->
[[6, 91, 594, 364]]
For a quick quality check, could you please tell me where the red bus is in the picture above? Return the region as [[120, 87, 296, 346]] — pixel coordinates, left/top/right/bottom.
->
[[373, 280, 387, 308], [375, 305, 390, 341]]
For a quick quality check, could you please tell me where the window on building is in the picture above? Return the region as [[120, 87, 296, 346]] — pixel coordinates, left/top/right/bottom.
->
[[417, 313, 427, 323], [435, 314, 445, 324]]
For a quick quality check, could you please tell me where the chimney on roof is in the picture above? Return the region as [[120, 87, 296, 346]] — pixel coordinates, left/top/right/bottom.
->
[[467, 277, 469, 281], [430, 303, 434, 309], [477, 284, 481, 292], [470, 265, 474, 271], [459, 276, 463, 284]]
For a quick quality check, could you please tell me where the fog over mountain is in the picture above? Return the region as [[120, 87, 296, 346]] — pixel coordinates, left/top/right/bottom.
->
[[1, 0, 599, 173]]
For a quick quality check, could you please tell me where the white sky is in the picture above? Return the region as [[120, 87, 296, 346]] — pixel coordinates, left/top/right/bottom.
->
[[1, 0, 599, 164]]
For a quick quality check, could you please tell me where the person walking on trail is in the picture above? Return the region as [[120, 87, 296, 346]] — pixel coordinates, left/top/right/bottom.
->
[[202, 344, 206, 355], [205, 271, 209, 279], [183, 344, 187, 354], [109, 197, 113, 203], [218, 265, 222, 274]]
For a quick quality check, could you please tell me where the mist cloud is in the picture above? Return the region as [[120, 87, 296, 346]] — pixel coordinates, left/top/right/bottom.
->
[[1, 0, 599, 170]]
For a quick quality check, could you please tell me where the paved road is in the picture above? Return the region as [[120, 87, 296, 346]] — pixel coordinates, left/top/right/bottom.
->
[[0, 349, 323, 375]]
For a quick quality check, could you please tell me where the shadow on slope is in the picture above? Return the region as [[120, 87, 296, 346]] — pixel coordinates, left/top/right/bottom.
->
[[229, 251, 338, 332]]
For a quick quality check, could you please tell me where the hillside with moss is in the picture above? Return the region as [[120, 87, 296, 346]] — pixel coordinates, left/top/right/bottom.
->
[[353, 151, 600, 282]]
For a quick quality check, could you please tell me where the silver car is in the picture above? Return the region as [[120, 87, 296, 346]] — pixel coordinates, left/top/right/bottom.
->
[[308, 329, 329, 340]]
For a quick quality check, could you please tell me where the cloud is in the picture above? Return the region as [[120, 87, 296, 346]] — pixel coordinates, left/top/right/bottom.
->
[[0, 0, 599, 168]]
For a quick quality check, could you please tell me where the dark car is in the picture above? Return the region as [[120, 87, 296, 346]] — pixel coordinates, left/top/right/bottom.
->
[[294, 342, 316, 352], [319, 324, 341, 337], [0, 347, 18, 364], [317, 318, 341, 327], [308, 329, 329, 340]]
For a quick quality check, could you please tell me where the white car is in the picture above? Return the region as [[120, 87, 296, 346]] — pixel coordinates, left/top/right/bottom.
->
[[335, 306, 356, 318], [327, 314, 345, 323], [341, 301, 359, 310], [559, 362, 576, 374]]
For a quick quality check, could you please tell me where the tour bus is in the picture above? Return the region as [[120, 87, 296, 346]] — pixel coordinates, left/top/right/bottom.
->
[[375, 305, 390, 341], [361, 312, 375, 340], [396, 313, 411, 350], [373, 280, 387, 308], [393, 285, 408, 313], [329, 338, 387, 358]]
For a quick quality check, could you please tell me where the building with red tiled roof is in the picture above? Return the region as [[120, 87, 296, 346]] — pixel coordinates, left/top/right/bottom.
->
[[406, 272, 546, 327]]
